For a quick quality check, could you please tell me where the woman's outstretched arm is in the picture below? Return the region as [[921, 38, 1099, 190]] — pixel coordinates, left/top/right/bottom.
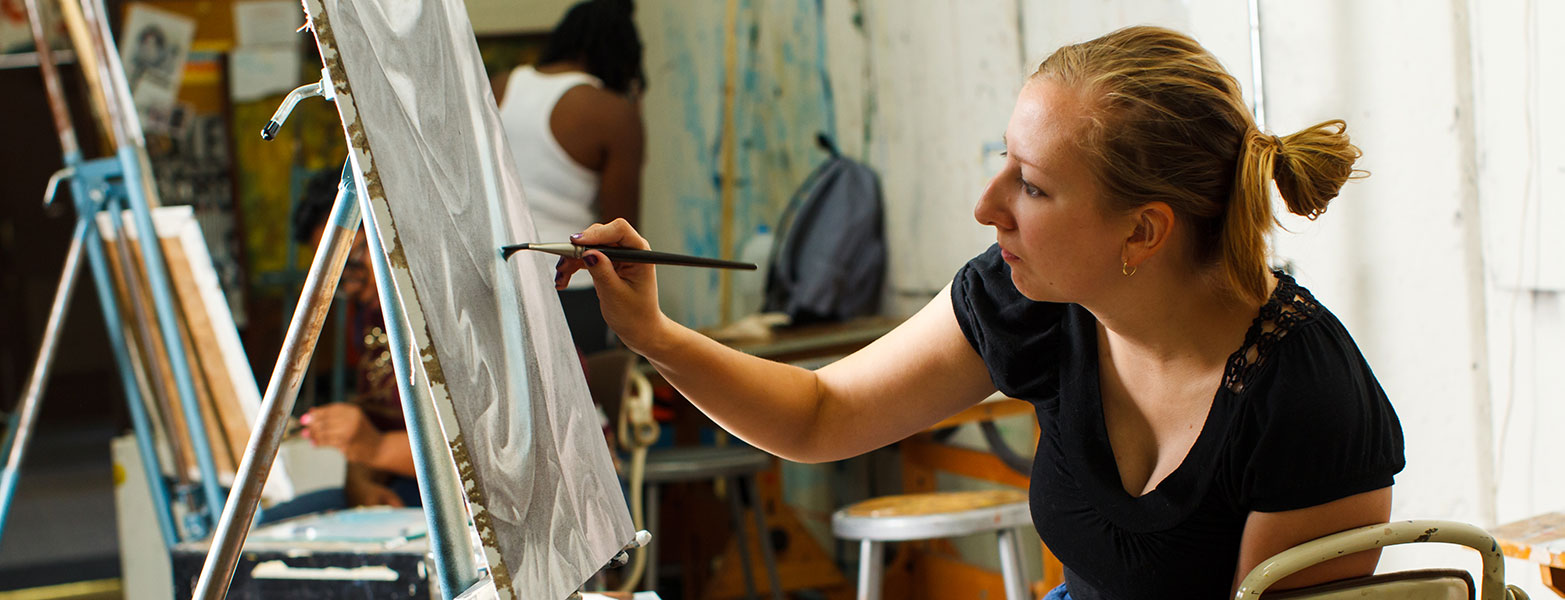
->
[[561, 219, 997, 463]]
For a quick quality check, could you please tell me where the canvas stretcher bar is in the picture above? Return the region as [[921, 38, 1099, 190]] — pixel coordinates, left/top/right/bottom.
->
[[351, 158, 482, 598]]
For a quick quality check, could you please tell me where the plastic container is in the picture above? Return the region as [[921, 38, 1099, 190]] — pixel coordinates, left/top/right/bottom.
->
[[729, 224, 774, 322]]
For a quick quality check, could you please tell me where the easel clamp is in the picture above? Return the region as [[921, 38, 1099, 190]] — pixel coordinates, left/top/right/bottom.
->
[[261, 69, 336, 141]]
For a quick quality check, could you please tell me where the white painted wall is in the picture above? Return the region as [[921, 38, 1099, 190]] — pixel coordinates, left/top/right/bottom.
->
[[843, 0, 1025, 315], [634, 0, 1563, 595], [1255, 0, 1502, 582], [1473, 0, 1565, 595]]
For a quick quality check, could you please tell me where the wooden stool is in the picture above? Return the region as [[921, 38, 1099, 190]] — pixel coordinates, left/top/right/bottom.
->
[[832, 489, 1032, 600], [1494, 512, 1565, 597]]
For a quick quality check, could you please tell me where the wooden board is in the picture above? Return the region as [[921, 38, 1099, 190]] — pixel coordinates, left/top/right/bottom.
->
[[98, 206, 302, 502], [102, 210, 237, 477], [300, 0, 637, 597], [99, 220, 203, 478], [1495, 512, 1565, 569]]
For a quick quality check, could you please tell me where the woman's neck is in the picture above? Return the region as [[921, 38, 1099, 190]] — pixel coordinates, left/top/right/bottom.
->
[[1089, 265, 1276, 370]]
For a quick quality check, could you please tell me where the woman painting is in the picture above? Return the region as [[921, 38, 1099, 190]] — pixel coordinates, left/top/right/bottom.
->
[[557, 26, 1403, 598]]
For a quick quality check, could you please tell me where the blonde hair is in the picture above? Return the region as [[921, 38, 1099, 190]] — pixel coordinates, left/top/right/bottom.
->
[[1034, 26, 1363, 303]]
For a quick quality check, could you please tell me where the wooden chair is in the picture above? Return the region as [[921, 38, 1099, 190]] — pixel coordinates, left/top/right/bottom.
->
[[831, 489, 1032, 600], [1235, 520, 1532, 600]]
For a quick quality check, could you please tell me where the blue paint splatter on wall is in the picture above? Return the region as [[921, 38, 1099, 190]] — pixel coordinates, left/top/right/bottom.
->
[[650, 0, 840, 326]]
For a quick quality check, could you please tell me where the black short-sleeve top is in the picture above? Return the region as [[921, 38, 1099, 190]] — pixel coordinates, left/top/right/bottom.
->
[[950, 245, 1405, 600]]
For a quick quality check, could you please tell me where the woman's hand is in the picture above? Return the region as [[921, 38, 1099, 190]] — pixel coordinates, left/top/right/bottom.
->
[[301, 403, 382, 465], [555, 218, 673, 355]]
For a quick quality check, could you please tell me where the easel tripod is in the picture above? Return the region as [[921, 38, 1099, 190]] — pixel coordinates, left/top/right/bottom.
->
[[1, 0, 234, 559], [4, 4, 481, 593], [190, 73, 481, 599]]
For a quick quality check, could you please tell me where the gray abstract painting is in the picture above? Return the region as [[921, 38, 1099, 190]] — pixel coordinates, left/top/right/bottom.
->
[[300, 0, 636, 597]]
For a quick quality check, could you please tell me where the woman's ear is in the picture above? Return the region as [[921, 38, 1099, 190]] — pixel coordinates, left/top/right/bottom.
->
[[1124, 202, 1175, 267]]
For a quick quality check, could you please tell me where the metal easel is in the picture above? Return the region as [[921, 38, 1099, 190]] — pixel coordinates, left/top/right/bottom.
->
[[192, 72, 481, 599], [194, 62, 649, 600], [0, 0, 229, 553]]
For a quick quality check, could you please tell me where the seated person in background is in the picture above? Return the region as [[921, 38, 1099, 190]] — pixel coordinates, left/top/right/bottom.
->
[[495, 0, 647, 355], [555, 26, 1405, 599], [291, 168, 419, 508]]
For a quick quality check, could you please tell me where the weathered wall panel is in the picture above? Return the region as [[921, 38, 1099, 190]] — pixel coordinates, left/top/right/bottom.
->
[[639, 0, 835, 327]]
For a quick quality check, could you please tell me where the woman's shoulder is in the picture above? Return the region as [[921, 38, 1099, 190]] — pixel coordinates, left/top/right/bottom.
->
[[1225, 272, 1359, 396], [554, 78, 637, 122], [951, 244, 1070, 332], [951, 245, 1075, 397], [1220, 273, 1400, 456], [1247, 279, 1381, 399], [1220, 275, 1405, 510]]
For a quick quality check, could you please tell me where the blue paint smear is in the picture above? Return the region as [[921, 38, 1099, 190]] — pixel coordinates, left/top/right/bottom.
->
[[656, 0, 844, 326], [664, 4, 722, 323]]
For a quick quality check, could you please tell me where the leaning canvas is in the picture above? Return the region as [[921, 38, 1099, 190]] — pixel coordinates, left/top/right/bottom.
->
[[299, 0, 637, 598], [97, 206, 341, 505]]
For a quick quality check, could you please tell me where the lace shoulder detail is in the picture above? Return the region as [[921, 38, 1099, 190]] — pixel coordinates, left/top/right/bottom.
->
[[1222, 271, 1321, 394]]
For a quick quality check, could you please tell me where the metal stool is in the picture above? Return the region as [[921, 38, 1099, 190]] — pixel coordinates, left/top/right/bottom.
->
[[643, 445, 784, 600], [831, 489, 1032, 600]]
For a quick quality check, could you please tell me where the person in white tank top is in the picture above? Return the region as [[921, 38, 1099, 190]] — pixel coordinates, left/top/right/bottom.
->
[[495, 0, 645, 354]]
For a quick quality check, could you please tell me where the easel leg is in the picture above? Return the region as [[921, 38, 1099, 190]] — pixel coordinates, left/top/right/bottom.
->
[[79, 216, 180, 550], [193, 164, 363, 599], [115, 146, 228, 527], [73, 0, 229, 528], [15, 0, 179, 553], [352, 158, 480, 599], [0, 221, 85, 548]]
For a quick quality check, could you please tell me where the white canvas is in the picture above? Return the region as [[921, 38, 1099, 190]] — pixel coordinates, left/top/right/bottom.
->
[[300, 0, 637, 597]]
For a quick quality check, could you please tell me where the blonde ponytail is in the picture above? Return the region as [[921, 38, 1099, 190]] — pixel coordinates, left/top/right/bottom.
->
[[1224, 131, 1283, 304], [1274, 120, 1364, 220]]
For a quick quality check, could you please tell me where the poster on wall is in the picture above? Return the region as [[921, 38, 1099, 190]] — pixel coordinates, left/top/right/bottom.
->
[[118, 3, 195, 131], [229, 0, 300, 103]]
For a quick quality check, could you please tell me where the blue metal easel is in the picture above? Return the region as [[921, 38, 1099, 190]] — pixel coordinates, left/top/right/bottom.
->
[[0, 0, 228, 556]]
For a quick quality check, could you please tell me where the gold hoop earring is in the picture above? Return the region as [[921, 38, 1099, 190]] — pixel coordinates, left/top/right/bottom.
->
[[1122, 261, 1137, 277]]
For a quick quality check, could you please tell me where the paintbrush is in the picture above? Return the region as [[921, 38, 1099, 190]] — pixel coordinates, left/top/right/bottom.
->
[[500, 242, 757, 270]]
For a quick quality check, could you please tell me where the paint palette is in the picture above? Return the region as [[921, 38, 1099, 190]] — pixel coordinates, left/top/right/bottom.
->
[[249, 507, 428, 544], [174, 507, 439, 598]]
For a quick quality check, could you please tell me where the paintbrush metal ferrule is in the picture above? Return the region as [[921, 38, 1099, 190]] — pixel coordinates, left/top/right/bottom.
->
[[500, 242, 580, 260]]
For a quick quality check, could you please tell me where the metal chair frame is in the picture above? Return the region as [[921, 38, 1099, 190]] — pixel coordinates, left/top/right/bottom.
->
[[1235, 519, 1532, 600]]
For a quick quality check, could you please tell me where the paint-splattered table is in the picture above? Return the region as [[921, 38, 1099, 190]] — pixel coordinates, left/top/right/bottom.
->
[[1493, 512, 1565, 597]]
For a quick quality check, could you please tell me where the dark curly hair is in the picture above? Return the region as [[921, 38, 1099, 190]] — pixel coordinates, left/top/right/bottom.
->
[[537, 0, 646, 95]]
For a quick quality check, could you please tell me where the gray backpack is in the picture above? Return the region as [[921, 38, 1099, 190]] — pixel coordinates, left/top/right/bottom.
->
[[763, 138, 886, 324]]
